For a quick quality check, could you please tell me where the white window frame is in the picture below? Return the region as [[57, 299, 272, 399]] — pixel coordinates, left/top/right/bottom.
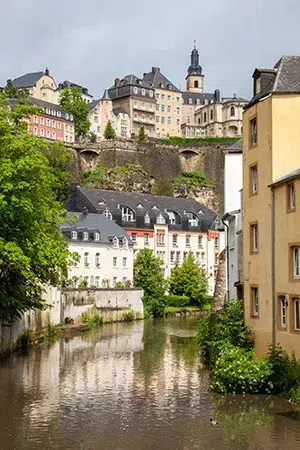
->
[[122, 257, 127, 268], [83, 232, 89, 241], [279, 296, 287, 328], [113, 237, 118, 249], [289, 183, 295, 210], [71, 231, 77, 240], [251, 224, 258, 253], [294, 247, 300, 278], [104, 208, 112, 220], [144, 213, 150, 224], [252, 287, 259, 316], [131, 233, 137, 244], [95, 253, 100, 267], [84, 252, 89, 267], [95, 276, 100, 288], [121, 206, 134, 222], [94, 232, 100, 241], [294, 299, 300, 331], [144, 233, 149, 246], [186, 235, 191, 248], [251, 166, 258, 194], [173, 234, 178, 247], [156, 213, 165, 224], [198, 235, 203, 249], [113, 256, 117, 267]]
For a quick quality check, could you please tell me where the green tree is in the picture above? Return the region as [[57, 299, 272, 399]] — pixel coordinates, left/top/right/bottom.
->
[[0, 94, 71, 322], [104, 120, 116, 140], [138, 124, 146, 142], [169, 252, 208, 305], [4, 79, 29, 101], [134, 249, 166, 302], [59, 86, 90, 139]]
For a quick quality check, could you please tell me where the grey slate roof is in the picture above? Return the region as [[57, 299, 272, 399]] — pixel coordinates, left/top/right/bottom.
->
[[113, 107, 128, 116], [102, 89, 110, 100], [60, 211, 131, 244], [58, 80, 91, 96], [27, 97, 73, 120], [66, 187, 218, 232], [143, 67, 180, 92], [182, 91, 215, 105], [224, 139, 243, 153], [12, 71, 44, 88], [248, 56, 300, 108], [87, 99, 100, 111], [222, 96, 248, 104], [109, 74, 151, 90], [269, 168, 300, 188]]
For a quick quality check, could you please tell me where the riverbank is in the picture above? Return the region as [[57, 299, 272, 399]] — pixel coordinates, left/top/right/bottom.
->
[[165, 306, 210, 317]]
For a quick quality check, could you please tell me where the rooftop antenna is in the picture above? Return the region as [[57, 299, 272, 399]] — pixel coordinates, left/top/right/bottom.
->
[[194, 38, 197, 49]]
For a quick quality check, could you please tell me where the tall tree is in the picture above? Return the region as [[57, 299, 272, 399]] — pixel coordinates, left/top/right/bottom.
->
[[104, 120, 116, 140], [0, 94, 71, 322], [59, 86, 90, 139], [169, 252, 208, 305], [138, 124, 146, 142], [134, 249, 166, 302]]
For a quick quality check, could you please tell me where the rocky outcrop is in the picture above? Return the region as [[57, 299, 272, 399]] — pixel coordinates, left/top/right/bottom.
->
[[173, 181, 219, 212]]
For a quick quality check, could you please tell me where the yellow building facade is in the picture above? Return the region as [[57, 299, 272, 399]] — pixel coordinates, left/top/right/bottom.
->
[[243, 56, 300, 358]]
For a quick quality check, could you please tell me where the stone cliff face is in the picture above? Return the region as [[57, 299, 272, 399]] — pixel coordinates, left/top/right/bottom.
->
[[73, 139, 228, 213]]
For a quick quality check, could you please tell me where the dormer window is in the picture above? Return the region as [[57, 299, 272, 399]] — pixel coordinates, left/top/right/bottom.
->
[[144, 212, 150, 224], [121, 206, 135, 222], [70, 115, 74, 121], [71, 231, 77, 240], [156, 213, 166, 225], [141, 88, 146, 96], [122, 237, 128, 249], [57, 111, 61, 118], [134, 87, 138, 94], [137, 203, 144, 209], [46, 108, 51, 114], [113, 236, 118, 249], [255, 77, 261, 95], [83, 232, 89, 241], [51, 110, 56, 116], [189, 98, 193, 105], [152, 205, 158, 210], [94, 232, 100, 241], [104, 208, 112, 220], [166, 210, 180, 225], [185, 212, 199, 227]]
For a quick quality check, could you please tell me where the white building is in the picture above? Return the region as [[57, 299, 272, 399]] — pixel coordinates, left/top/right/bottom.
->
[[60, 211, 134, 288], [66, 188, 223, 296], [222, 140, 243, 300]]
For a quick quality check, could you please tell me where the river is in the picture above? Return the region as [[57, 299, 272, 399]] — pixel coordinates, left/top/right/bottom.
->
[[0, 317, 300, 449]]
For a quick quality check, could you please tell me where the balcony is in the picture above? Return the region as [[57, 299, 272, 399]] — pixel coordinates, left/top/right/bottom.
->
[[133, 116, 155, 126]]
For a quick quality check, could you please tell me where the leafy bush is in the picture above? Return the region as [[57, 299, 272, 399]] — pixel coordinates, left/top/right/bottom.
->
[[122, 310, 135, 321], [82, 312, 103, 330], [290, 385, 300, 404], [165, 294, 190, 308], [42, 323, 60, 342], [134, 249, 167, 303], [146, 297, 166, 318], [212, 345, 273, 394], [196, 299, 254, 368], [172, 171, 214, 189], [169, 253, 208, 306]]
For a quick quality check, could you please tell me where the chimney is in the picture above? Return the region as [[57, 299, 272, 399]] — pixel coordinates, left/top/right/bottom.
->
[[82, 207, 88, 216], [143, 73, 147, 77], [152, 67, 160, 74], [115, 78, 120, 88], [45, 67, 50, 76]]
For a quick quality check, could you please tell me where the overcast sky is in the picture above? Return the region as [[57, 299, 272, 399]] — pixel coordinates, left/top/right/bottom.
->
[[1, 0, 300, 100]]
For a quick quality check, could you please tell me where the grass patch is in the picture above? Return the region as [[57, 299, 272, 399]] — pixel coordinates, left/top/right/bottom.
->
[[81, 312, 103, 330], [42, 324, 61, 343], [160, 136, 240, 147], [122, 310, 135, 321], [165, 306, 202, 315]]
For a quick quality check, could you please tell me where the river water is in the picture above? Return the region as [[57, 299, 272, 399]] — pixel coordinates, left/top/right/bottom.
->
[[0, 317, 300, 449]]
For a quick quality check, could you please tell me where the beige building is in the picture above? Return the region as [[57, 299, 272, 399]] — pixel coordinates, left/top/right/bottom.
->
[[193, 95, 247, 137], [143, 67, 182, 138], [107, 75, 156, 137], [88, 91, 130, 141], [11, 68, 59, 104], [243, 55, 300, 358]]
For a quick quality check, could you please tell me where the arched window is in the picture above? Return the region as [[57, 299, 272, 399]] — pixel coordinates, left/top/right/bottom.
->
[[189, 98, 193, 105], [156, 213, 166, 224], [194, 80, 199, 88], [113, 236, 119, 249], [103, 208, 112, 220], [71, 231, 77, 240], [204, 112, 207, 122], [230, 106, 235, 116], [144, 212, 150, 224], [185, 212, 199, 227], [198, 118, 201, 124], [121, 206, 135, 222], [95, 253, 100, 267], [84, 252, 89, 266], [210, 110, 214, 120], [196, 99, 200, 105]]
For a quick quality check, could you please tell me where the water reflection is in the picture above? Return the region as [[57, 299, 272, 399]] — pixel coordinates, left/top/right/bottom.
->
[[0, 317, 300, 449]]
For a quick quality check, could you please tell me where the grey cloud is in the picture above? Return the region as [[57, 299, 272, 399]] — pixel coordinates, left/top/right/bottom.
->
[[1, 0, 300, 99]]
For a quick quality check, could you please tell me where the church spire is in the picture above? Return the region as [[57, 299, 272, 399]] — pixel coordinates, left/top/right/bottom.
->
[[188, 42, 202, 76]]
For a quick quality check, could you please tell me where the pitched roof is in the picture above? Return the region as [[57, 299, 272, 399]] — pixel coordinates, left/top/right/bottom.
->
[[223, 139, 243, 153], [182, 91, 215, 105], [27, 97, 73, 120], [60, 212, 130, 243], [269, 168, 300, 188], [222, 96, 248, 104], [66, 187, 218, 232], [12, 71, 44, 88], [87, 99, 100, 111], [109, 74, 151, 90], [248, 55, 300, 108], [143, 67, 180, 92], [58, 80, 92, 96]]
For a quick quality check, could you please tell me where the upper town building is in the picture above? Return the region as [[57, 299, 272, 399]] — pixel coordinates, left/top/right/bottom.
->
[[107, 75, 156, 137], [88, 91, 130, 141], [181, 45, 247, 138], [10, 68, 59, 104], [66, 187, 224, 295], [61, 211, 133, 288], [243, 55, 300, 358], [27, 97, 75, 143], [143, 67, 182, 138], [58, 80, 93, 104]]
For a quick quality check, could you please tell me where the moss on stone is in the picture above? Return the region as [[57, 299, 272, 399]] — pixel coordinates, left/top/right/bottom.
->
[[160, 136, 240, 147]]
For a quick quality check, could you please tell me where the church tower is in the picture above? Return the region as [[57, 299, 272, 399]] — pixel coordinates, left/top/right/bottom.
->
[[186, 42, 204, 93]]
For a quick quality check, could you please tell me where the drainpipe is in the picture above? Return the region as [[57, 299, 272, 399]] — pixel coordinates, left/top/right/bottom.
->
[[221, 219, 230, 302], [271, 187, 276, 347]]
